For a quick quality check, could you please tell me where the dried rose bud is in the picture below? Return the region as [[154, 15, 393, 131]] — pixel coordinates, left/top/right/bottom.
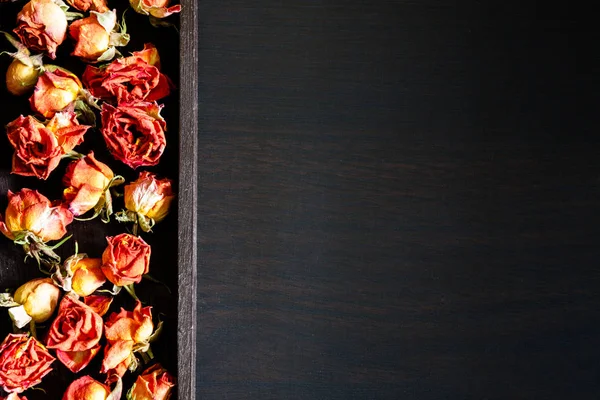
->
[[101, 102, 167, 169], [13, 278, 60, 324], [14, 0, 68, 59], [70, 257, 106, 297], [84, 295, 113, 316], [67, 0, 108, 12], [102, 301, 155, 379], [129, 364, 175, 400], [7, 112, 89, 180], [6, 59, 40, 96], [46, 295, 103, 373], [125, 172, 175, 223], [0, 189, 73, 242], [69, 10, 129, 63], [0, 334, 55, 394], [30, 68, 82, 118], [63, 152, 117, 217], [101, 233, 151, 286], [62, 375, 110, 400], [130, 0, 181, 18]]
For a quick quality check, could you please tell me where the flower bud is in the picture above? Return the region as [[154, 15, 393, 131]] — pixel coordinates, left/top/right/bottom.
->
[[124, 172, 175, 223], [30, 68, 82, 118], [13, 278, 60, 323], [62, 375, 110, 400], [14, 0, 68, 59], [129, 364, 175, 400], [129, 0, 181, 18], [6, 59, 40, 96], [70, 257, 106, 297]]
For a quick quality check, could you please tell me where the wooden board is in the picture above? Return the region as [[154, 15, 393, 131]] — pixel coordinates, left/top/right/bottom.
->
[[0, 2, 197, 399]]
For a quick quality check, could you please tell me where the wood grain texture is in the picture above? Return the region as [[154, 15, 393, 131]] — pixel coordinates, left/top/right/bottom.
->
[[197, 1, 600, 399], [178, 0, 199, 398]]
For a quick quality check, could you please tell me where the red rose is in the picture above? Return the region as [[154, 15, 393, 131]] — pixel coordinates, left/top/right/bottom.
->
[[129, 364, 176, 400], [100, 102, 166, 169], [0, 334, 55, 393], [63, 152, 115, 216], [101, 301, 154, 380], [101, 233, 151, 286], [0, 189, 73, 242], [46, 295, 103, 373], [82, 44, 172, 104], [7, 112, 89, 179], [14, 0, 67, 59]]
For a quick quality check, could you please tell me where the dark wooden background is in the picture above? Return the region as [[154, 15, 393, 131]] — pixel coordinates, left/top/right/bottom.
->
[[197, 1, 600, 399]]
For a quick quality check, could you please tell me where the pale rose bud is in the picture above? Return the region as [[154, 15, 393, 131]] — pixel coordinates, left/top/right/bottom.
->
[[13, 278, 60, 323], [71, 257, 106, 297], [6, 59, 40, 96], [124, 172, 175, 223], [14, 0, 68, 59], [62, 375, 110, 400], [129, 0, 181, 19], [129, 364, 176, 400]]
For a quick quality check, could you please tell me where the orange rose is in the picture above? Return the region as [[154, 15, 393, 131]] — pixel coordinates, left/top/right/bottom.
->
[[101, 233, 151, 286], [63, 152, 115, 217], [101, 102, 167, 169], [101, 301, 154, 379], [46, 295, 103, 373], [13, 278, 60, 324], [83, 295, 113, 316], [125, 172, 175, 223], [82, 44, 172, 104], [130, 0, 181, 18], [69, 10, 129, 63], [62, 376, 110, 400], [129, 364, 176, 400], [66, 0, 108, 12], [30, 69, 82, 118], [14, 0, 67, 59], [7, 112, 89, 179], [0, 189, 73, 242], [69, 257, 106, 297], [0, 334, 55, 393]]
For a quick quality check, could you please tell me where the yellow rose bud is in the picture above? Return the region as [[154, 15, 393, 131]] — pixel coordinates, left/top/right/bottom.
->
[[13, 278, 60, 323], [6, 59, 40, 96], [124, 172, 175, 223], [71, 257, 107, 297]]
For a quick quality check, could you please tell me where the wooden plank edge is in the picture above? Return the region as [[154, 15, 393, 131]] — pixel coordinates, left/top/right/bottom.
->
[[177, 0, 198, 398]]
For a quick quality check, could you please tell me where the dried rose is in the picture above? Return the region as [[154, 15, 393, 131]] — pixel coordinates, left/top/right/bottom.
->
[[120, 172, 175, 232], [69, 10, 129, 63], [6, 59, 41, 96], [102, 301, 155, 379], [14, 0, 68, 59], [13, 278, 60, 324], [101, 102, 167, 169], [84, 295, 113, 316], [128, 364, 176, 400], [101, 233, 151, 287], [66, 0, 108, 12], [46, 295, 103, 373], [7, 112, 89, 179], [0, 189, 73, 242], [70, 257, 106, 297], [83, 44, 172, 103], [63, 152, 121, 218], [62, 375, 110, 400], [130, 0, 181, 19], [30, 68, 82, 118], [0, 334, 55, 393]]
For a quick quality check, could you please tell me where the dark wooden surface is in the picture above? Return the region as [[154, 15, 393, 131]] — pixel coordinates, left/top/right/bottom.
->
[[197, 1, 600, 399]]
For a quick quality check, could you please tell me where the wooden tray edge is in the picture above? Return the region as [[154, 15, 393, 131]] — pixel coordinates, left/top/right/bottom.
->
[[177, 0, 199, 398]]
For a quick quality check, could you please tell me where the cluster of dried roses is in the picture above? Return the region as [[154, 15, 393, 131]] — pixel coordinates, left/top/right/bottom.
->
[[0, 0, 180, 399]]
